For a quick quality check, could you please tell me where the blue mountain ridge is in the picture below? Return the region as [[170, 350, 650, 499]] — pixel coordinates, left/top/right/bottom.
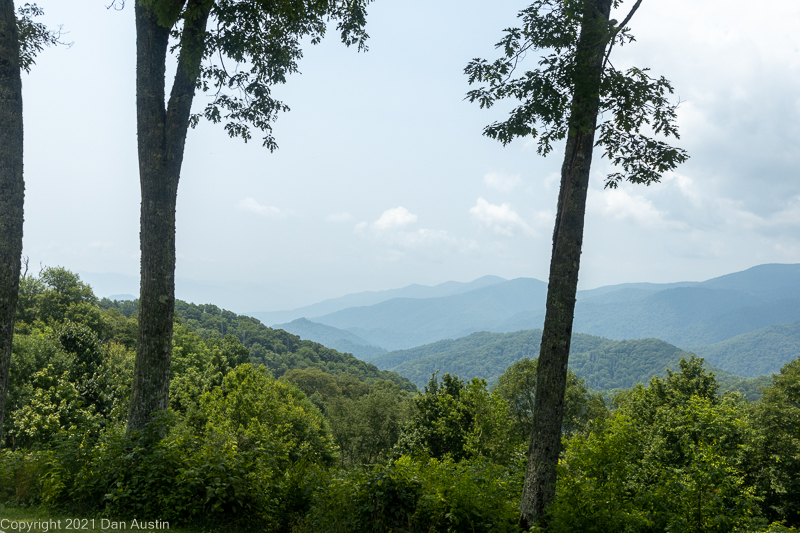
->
[[267, 264, 800, 379]]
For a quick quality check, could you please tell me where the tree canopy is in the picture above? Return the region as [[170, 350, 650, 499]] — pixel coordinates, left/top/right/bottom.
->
[[465, 0, 687, 188], [120, 0, 372, 148]]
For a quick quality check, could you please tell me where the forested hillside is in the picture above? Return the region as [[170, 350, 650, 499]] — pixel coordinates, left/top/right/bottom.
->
[[691, 320, 800, 377], [100, 296, 414, 391], [373, 329, 769, 399]]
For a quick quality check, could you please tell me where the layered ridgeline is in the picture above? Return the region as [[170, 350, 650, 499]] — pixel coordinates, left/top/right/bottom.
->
[[276, 277, 550, 351], [368, 329, 769, 399], [266, 264, 800, 377], [253, 275, 507, 325], [272, 318, 387, 360]]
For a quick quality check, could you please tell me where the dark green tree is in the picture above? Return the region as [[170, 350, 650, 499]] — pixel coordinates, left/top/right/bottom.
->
[[465, 0, 688, 527], [495, 358, 606, 442], [326, 379, 409, 466], [124, 0, 372, 433], [548, 361, 756, 533], [746, 358, 800, 526], [0, 3, 62, 446], [394, 372, 515, 464]]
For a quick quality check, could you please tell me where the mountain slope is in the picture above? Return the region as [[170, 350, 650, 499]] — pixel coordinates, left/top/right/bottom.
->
[[315, 277, 549, 350], [169, 301, 416, 391], [691, 320, 800, 377], [698, 263, 800, 298], [569, 264, 800, 346], [274, 317, 387, 359], [375, 329, 770, 399]]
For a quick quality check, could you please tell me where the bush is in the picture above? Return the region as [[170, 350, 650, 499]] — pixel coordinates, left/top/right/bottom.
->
[[299, 455, 521, 533], [0, 449, 53, 505], [546, 359, 760, 533], [34, 364, 334, 530]]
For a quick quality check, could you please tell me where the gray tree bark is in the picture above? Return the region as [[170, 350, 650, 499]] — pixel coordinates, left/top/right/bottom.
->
[[0, 0, 24, 446], [127, 0, 211, 433], [518, 0, 612, 528]]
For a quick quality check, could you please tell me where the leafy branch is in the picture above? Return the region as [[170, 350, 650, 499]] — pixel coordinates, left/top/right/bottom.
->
[[465, 0, 687, 188], [16, 3, 72, 73]]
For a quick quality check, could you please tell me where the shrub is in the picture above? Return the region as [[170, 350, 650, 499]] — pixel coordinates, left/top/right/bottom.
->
[[0, 449, 53, 505], [299, 455, 520, 533], [44, 364, 334, 529], [546, 360, 760, 533]]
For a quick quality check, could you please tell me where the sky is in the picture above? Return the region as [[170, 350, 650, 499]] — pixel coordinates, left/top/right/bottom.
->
[[16, 0, 800, 313]]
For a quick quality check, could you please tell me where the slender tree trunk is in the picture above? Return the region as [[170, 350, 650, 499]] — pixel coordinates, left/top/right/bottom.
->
[[127, 0, 210, 433], [0, 0, 24, 446], [518, 0, 611, 528]]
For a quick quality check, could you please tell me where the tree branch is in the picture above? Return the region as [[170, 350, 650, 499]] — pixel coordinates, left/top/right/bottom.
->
[[602, 0, 644, 73], [614, 0, 644, 38], [165, 0, 211, 167]]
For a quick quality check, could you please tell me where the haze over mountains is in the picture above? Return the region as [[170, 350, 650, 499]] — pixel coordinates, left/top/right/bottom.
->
[[250, 275, 507, 326], [262, 264, 800, 379]]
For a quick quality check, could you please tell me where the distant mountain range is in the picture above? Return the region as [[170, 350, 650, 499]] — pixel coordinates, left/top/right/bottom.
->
[[255, 275, 506, 326], [291, 277, 550, 351], [273, 318, 387, 359], [264, 264, 800, 379]]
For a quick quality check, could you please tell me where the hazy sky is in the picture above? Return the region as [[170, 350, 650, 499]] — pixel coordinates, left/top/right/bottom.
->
[[17, 0, 800, 312]]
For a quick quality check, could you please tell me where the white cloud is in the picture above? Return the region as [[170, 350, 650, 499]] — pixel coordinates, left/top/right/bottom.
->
[[326, 212, 354, 223], [710, 195, 800, 236], [588, 188, 686, 230], [483, 171, 522, 193], [665, 172, 699, 202], [769, 196, 800, 228], [236, 198, 286, 217], [354, 207, 477, 258], [386, 228, 457, 250], [470, 197, 534, 236], [373, 206, 418, 231], [376, 231, 479, 262], [630, 171, 800, 240]]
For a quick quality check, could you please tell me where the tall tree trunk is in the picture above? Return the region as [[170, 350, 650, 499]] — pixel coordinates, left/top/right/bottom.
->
[[127, 0, 210, 433], [0, 0, 24, 446], [518, 0, 612, 528]]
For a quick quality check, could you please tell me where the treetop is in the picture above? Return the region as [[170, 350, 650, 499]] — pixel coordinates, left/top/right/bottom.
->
[[124, 0, 373, 149], [465, 0, 688, 188]]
